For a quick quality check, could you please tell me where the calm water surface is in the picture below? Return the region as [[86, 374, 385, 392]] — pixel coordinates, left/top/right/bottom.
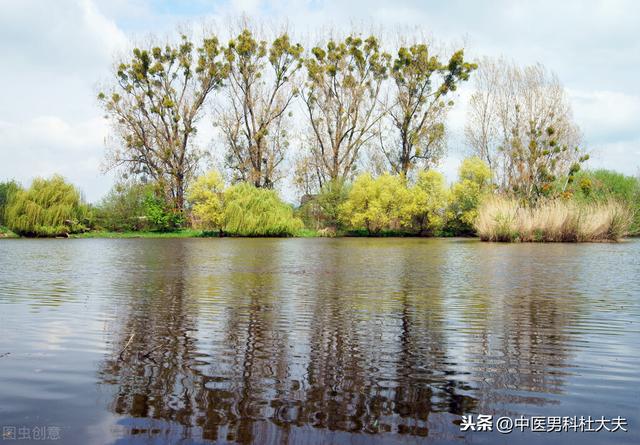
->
[[0, 238, 638, 444]]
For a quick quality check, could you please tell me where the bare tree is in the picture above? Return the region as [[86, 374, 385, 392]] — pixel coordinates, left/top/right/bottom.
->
[[293, 145, 323, 196], [464, 58, 502, 173], [217, 27, 303, 188], [465, 59, 585, 200], [99, 34, 227, 212]]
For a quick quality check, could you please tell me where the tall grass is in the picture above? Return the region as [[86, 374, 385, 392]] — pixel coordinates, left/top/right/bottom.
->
[[475, 196, 631, 242]]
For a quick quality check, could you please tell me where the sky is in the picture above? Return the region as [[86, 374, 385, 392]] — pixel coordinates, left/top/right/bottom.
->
[[1, 0, 639, 203]]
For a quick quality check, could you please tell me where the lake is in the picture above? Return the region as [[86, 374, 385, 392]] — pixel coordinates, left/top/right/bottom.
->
[[0, 238, 638, 444]]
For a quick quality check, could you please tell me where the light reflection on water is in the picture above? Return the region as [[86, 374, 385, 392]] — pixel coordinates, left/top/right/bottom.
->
[[0, 238, 638, 444]]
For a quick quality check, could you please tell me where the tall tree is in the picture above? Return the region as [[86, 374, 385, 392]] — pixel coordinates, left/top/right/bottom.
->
[[218, 28, 303, 188], [464, 58, 502, 173], [382, 44, 476, 175], [300, 35, 390, 190], [465, 59, 585, 200], [98, 34, 227, 213]]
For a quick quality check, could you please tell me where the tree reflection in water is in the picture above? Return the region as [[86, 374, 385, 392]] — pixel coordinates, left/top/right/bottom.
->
[[98, 239, 576, 443]]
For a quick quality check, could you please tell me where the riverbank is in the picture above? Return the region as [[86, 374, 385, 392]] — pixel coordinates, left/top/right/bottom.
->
[[68, 229, 399, 239], [69, 229, 319, 239], [0, 228, 632, 241], [68, 229, 469, 239], [70, 229, 205, 239], [3, 225, 634, 241], [0, 226, 18, 238]]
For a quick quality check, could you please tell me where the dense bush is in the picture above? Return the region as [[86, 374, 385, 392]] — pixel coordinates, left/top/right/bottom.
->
[[143, 193, 185, 231], [187, 172, 303, 236], [186, 171, 225, 232], [445, 157, 492, 235], [295, 179, 350, 232], [410, 170, 448, 235], [94, 181, 154, 231], [4, 175, 90, 237], [566, 169, 640, 235], [339, 173, 413, 235], [316, 179, 350, 229], [93, 180, 184, 232]]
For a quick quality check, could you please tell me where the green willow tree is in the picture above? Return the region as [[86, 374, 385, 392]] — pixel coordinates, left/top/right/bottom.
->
[[219, 28, 303, 188], [299, 35, 390, 190], [5, 175, 88, 237], [98, 34, 228, 214], [382, 45, 476, 175], [187, 171, 303, 236], [0, 180, 20, 226]]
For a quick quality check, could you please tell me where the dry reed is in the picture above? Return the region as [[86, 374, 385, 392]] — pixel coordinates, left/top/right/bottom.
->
[[475, 196, 631, 242]]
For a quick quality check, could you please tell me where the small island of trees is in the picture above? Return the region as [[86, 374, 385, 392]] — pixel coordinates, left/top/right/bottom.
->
[[1, 24, 638, 241]]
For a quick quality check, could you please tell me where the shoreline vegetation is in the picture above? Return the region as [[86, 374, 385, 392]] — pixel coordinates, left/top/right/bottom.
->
[[1, 25, 638, 243], [1, 164, 637, 244], [476, 198, 631, 242], [2, 228, 637, 242]]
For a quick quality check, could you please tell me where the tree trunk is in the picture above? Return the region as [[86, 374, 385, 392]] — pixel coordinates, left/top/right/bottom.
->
[[174, 173, 185, 214]]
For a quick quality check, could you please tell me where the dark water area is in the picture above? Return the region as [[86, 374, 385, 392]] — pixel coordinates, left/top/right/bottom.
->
[[0, 238, 638, 444]]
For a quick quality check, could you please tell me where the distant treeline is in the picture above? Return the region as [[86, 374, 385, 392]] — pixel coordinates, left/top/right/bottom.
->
[[96, 25, 476, 215], [1, 23, 638, 240]]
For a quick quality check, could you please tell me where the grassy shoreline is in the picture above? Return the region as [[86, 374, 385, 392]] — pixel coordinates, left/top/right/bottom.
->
[[58, 229, 444, 239], [68, 229, 416, 239], [2, 226, 635, 241], [70, 229, 207, 239], [0, 226, 18, 238]]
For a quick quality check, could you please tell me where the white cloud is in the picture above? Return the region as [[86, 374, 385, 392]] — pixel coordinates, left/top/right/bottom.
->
[[570, 89, 640, 142], [0, 0, 126, 77], [1, 0, 639, 203], [0, 0, 126, 201], [0, 115, 114, 200], [587, 139, 640, 176], [228, 0, 263, 14], [567, 89, 640, 175]]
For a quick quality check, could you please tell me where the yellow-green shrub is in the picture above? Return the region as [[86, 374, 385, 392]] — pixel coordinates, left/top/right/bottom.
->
[[340, 173, 413, 234], [446, 157, 492, 235], [186, 171, 225, 231], [408, 170, 448, 235]]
